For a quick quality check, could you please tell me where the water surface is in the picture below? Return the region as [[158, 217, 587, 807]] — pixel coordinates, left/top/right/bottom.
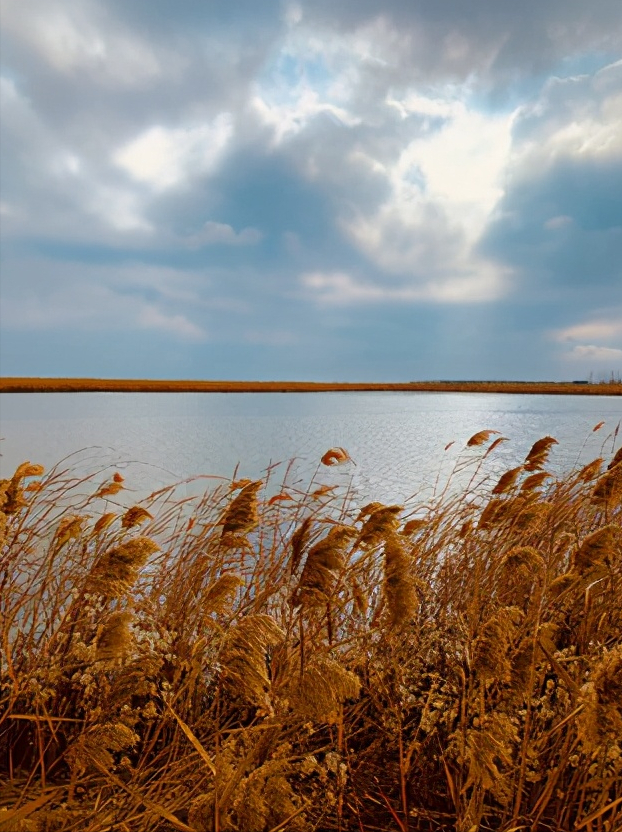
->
[[1, 392, 620, 506]]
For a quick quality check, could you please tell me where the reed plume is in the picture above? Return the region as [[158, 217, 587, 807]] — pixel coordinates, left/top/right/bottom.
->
[[471, 606, 523, 684], [289, 656, 361, 722], [608, 445, 622, 470], [495, 545, 544, 608], [382, 532, 418, 629], [492, 465, 522, 495], [95, 610, 134, 662], [291, 524, 355, 608], [592, 464, 622, 505], [221, 479, 262, 538], [219, 613, 284, 707], [524, 435, 558, 471], [571, 524, 619, 574], [355, 504, 403, 549], [86, 536, 159, 596], [578, 644, 622, 751], [122, 506, 153, 529], [466, 429, 500, 447], [2, 432, 621, 832], [321, 447, 350, 465], [66, 723, 139, 775]]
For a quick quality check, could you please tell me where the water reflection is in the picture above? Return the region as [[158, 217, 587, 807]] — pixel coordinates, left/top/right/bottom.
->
[[1, 392, 620, 509]]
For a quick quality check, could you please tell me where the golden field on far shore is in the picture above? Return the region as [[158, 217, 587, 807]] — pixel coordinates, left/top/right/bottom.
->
[[1, 376, 621, 394]]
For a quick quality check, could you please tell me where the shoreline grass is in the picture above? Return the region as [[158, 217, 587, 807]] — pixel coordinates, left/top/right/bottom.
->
[[1, 429, 621, 831], [1, 377, 622, 395]]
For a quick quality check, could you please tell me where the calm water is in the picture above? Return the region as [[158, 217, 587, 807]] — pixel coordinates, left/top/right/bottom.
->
[[0, 393, 620, 507]]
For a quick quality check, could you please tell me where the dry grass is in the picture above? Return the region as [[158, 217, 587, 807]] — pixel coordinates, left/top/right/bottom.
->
[[1, 377, 622, 395], [1, 426, 622, 831]]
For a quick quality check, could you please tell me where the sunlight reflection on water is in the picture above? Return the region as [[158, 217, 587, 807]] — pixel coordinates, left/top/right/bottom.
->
[[1, 392, 620, 511]]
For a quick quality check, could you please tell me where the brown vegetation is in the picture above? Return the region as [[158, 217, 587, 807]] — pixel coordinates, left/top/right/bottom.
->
[[1, 377, 622, 395], [1, 428, 622, 830]]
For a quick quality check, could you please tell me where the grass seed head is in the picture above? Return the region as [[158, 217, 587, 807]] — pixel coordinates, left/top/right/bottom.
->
[[496, 546, 544, 607], [292, 525, 355, 608], [219, 614, 284, 707], [466, 429, 500, 447], [290, 656, 361, 723], [524, 436, 558, 471], [572, 525, 619, 573], [383, 533, 418, 629], [492, 466, 523, 495], [578, 645, 622, 751], [592, 465, 622, 506], [87, 536, 159, 596], [66, 722, 139, 775], [472, 607, 523, 684], [608, 445, 622, 470], [96, 611, 134, 662], [202, 572, 244, 614], [356, 504, 403, 548], [121, 506, 153, 529], [221, 480, 262, 536]]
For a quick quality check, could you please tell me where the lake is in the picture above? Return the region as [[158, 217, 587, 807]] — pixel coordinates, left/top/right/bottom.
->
[[0, 392, 620, 508]]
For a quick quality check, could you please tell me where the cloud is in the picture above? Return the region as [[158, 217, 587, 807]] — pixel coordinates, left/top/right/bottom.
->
[[555, 316, 622, 342], [564, 344, 622, 361], [2, 0, 164, 87], [299, 267, 504, 304], [113, 116, 233, 191], [2, 0, 622, 381], [137, 305, 207, 341], [511, 61, 622, 172], [479, 59, 622, 308], [0, 258, 210, 341], [544, 215, 573, 230], [186, 221, 262, 247], [553, 311, 622, 368], [332, 94, 515, 301], [301, 0, 622, 88]]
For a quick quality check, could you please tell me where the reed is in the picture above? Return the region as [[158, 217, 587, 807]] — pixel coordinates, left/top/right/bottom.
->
[[1, 426, 621, 831]]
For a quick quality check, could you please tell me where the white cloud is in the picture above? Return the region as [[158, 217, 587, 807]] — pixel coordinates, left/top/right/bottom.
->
[[283, 3, 303, 28], [113, 116, 233, 191], [300, 266, 504, 305], [386, 91, 458, 121], [300, 271, 386, 304], [554, 316, 622, 342], [511, 60, 622, 178], [544, 215, 573, 230], [565, 344, 622, 361], [250, 24, 368, 147], [338, 90, 515, 301], [252, 88, 360, 146], [87, 185, 152, 232], [137, 306, 207, 341], [187, 221, 262, 247]]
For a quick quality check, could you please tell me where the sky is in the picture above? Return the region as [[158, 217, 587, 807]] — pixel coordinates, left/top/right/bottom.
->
[[1, 0, 621, 382]]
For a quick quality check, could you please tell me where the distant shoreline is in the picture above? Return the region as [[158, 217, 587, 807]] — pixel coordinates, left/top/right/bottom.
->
[[1, 377, 621, 395]]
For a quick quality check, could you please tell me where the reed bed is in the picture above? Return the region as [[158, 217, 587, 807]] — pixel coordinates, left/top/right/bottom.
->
[[1, 426, 621, 832], [2, 377, 622, 395]]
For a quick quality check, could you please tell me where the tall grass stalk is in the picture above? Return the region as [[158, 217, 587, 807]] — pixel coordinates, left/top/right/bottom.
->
[[1, 428, 621, 831]]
